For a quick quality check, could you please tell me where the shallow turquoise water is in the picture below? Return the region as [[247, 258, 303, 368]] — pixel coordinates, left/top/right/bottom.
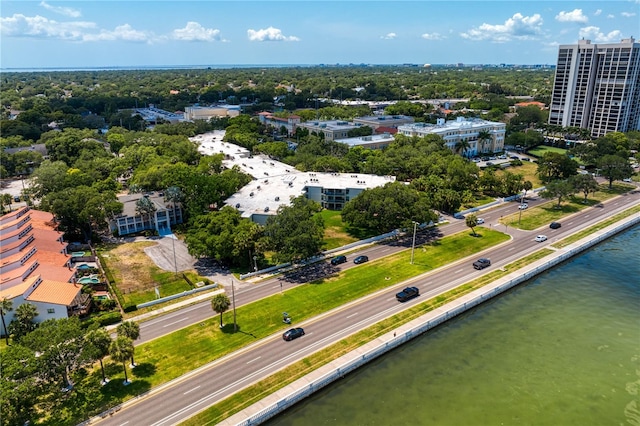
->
[[268, 226, 640, 426]]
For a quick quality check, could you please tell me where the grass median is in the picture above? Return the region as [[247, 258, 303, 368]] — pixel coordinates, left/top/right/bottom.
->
[[181, 247, 556, 426], [55, 228, 508, 425]]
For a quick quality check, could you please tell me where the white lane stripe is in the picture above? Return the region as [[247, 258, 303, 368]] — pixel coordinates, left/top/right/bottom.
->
[[246, 357, 261, 364], [346, 312, 359, 319], [183, 386, 201, 395], [162, 317, 189, 328]]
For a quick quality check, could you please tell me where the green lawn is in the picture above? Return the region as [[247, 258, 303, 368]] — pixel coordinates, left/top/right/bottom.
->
[[318, 209, 378, 249], [502, 183, 634, 231], [51, 228, 509, 425], [527, 145, 568, 157]]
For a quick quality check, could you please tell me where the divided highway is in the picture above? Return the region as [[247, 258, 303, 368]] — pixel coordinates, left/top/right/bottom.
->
[[97, 190, 639, 425]]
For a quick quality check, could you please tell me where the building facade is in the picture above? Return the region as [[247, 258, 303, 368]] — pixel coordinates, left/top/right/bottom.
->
[[548, 38, 640, 138], [296, 120, 365, 141], [398, 117, 505, 156], [109, 192, 184, 236], [257, 112, 301, 135]]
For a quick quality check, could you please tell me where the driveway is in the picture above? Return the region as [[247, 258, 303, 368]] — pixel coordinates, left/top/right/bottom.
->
[[142, 235, 237, 287]]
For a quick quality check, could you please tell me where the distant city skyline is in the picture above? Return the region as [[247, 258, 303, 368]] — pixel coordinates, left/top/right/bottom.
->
[[1, 1, 639, 69]]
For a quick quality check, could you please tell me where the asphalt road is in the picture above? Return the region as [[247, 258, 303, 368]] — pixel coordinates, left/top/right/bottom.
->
[[98, 188, 639, 425]]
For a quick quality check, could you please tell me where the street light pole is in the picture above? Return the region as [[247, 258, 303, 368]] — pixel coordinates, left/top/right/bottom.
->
[[518, 191, 525, 225], [231, 279, 237, 332], [410, 221, 418, 265], [253, 255, 258, 272], [171, 233, 178, 276]]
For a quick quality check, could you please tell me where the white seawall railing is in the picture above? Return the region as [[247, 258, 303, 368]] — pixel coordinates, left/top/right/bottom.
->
[[234, 214, 640, 426]]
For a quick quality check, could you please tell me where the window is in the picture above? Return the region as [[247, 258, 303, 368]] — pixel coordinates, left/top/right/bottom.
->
[[47, 308, 55, 314]]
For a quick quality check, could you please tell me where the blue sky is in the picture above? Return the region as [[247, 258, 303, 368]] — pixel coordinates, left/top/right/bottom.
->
[[1, 1, 639, 69]]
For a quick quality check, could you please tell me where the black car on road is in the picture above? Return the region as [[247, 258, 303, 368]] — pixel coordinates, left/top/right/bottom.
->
[[473, 258, 491, 270], [330, 255, 347, 265], [396, 286, 420, 302], [549, 222, 561, 229], [353, 255, 369, 264], [282, 328, 305, 341]]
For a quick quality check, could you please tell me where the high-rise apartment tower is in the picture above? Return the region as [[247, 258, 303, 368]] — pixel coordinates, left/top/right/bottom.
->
[[548, 38, 640, 138]]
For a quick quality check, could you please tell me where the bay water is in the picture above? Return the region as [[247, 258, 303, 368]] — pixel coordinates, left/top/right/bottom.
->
[[267, 225, 640, 425]]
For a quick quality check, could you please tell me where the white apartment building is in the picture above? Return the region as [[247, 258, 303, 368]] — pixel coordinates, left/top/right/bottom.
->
[[397, 117, 505, 155], [296, 120, 365, 141], [549, 38, 640, 138]]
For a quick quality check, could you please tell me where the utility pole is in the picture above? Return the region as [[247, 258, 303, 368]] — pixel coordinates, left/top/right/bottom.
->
[[231, 279, 237, 332], [171, 233, 178, 276], [410, 221, 418, 264]]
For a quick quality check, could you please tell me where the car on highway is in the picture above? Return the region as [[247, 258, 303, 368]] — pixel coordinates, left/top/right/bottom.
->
[[473, 258, 491, 270], [534, 235, 548, 242], [353, 255, 369, 264], [396, 286, 420, 302], [477, 218, 485, 224], [453, 212, 465, 219], [549, 222, 561, 229], [518, 203, 528, 210], [330, 255, 347, 266], [282, 327, 305, 341]]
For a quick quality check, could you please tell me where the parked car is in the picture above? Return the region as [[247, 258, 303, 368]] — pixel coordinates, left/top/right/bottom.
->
[[477, 218, 485, 224], [510, 155, 520, 160], [353, 255, 369, 264], [549, 222, 561, 229], [453, 213, 465, 219], [518, 203, 529, 210], [396, 286, 420, 302], [623, 178, 632, 182], [473, 258, 491, 270], [534, 235, 548, 242], [330, 255, 347, 266], [282, 327, 305, 341]]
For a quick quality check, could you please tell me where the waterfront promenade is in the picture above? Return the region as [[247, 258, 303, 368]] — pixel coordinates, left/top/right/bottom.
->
[[220, 211, 640, 425]]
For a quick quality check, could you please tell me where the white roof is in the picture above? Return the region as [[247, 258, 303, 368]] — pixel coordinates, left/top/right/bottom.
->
[[193, 131, 395, 219]]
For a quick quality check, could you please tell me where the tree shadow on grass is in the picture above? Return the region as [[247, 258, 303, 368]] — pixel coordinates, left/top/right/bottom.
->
[[220, 323, 258, 338], [132, 363, 156, 378]]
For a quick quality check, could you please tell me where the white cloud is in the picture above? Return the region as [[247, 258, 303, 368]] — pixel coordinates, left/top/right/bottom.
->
[[247, 26, 299, 42], [40, 1, 81, 18], [0, 14, 153, 42], [83, 24, 151, 42], [421, 32, 444, 40], [594, 9, 602, 16], [0, 13, 94, 40], [607, 14, 615, 19], [621, 12, 636, 17], [460, 13, 543, 42], [172, 22, 221, 41], [578, 26, 624, 43], [555, 9, 588, 23], [381, 32, 396, 40]]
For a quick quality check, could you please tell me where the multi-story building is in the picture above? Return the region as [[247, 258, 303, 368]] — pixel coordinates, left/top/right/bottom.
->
[[548, 38, 640, 138], [398, 117, 505, 155], [295, 120, 366, 141], [183, 105, 241, 121], [109, 192, 184, 237], [257, 112, 301, 135], [352, 114, 415, 130]]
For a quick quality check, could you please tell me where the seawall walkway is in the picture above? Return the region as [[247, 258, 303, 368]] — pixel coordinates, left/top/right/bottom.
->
[[220, 212, 640, 426]]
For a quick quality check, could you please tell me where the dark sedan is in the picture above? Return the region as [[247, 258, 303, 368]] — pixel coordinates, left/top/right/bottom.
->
[[353, 255, 369, 264], [282, 327, 305, 341]]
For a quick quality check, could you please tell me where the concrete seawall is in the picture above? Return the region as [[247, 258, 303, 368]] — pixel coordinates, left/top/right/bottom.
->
[[222, 212, 640, 426]]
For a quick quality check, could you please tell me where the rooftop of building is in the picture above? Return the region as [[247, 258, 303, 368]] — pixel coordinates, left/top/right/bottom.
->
[[399, 117, 505, 133], [335, 133, 396, 148], [297, 119, 362, 131], [26, 280, 82, 305], [193, 131, 395, 219]]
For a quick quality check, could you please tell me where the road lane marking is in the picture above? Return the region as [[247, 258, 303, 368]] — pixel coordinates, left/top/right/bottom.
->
[[455, 269, 464, 273], [246, 357, 261, 364], [346, 312, 359, 319], [508, 247, 515, 251], [183, 386, 201, 395], [162, 317, 189, 328]]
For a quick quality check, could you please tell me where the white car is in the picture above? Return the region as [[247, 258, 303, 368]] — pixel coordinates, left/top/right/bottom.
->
[[477, 218, 485, 224], [535, 235, 548, 242], [518, 203, 529, 210]]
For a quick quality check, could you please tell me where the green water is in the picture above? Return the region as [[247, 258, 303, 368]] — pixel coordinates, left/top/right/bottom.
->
[[268, 226, 640, 425]]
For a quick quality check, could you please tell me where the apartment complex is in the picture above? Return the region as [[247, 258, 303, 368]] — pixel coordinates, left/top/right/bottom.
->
[[109, 192, 184, 237], [398, 117, 505, 155], [549, 38, 640, 138], [296, 120, 365, 141]]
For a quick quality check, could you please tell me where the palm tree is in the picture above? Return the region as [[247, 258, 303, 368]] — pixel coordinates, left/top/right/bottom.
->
[[84, 328, 112, 385], [0, 297, 12, 345], [211, 294, 231, 328], [465, 214, 479, 237], [454, 139, 471, 157], [116, 321, 140, 366], [109, 336, 134, 385], [478, 130, 492, 153]]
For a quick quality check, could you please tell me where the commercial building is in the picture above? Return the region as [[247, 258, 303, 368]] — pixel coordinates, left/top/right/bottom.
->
[[352, 115, 415, 130], [398, 117, 505, 155], [109, 192, 183, 237], [194, 133, 395, 225], [335, 133, 396, 150], [184, 105, 241, 121], [548, 38, 640, 138], [257, 112, 301, 135], [296, 120, 366, 141]]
